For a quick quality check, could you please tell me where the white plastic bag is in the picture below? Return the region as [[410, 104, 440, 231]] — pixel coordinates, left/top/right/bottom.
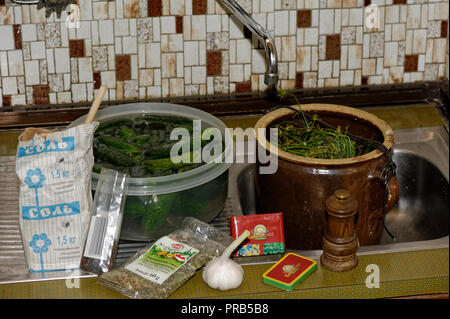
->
[[15, 122, 98, 272]]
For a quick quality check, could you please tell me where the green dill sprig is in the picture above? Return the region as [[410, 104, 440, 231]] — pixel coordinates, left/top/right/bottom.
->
[[274, 89, 371, 159], [277, 89, 310, 128]]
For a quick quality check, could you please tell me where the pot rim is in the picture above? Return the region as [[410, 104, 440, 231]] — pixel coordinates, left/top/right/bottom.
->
[[254, 103, 394, 165]]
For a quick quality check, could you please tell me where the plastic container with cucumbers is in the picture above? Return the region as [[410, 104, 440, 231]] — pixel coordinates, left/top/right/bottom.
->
[[71, 102, 233, 241]]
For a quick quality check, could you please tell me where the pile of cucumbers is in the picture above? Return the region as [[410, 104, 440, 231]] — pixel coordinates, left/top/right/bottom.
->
[[93, 115, 205, 178], [93, 114, 227, 237]]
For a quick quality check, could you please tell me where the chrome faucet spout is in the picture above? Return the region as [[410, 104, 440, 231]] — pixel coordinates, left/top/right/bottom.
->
[[219, 0, 279, 89]]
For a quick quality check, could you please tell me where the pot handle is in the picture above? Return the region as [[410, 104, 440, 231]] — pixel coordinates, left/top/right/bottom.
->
[[384, 176, 400, 212], [367, 175, 400, 237]]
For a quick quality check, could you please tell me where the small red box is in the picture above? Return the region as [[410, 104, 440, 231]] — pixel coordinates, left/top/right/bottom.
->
[[230, 213, 285, 257]]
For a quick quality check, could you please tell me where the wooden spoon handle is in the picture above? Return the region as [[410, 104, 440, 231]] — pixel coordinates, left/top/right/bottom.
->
[[84, 86, 107, 124]]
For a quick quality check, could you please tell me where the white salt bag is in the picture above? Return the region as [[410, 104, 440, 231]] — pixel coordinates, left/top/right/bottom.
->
[[15, 122, 98, 272]]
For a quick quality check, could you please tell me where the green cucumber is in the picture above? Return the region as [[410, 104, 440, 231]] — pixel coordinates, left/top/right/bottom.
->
[[133, 135, 151, 146], [123, 197, 147, 218], [94, 145, 136, 167], [146, 138, 209, 160], [96, 119, 134, 134], [119, 128, 135, 139], [143, 157, 191, 171], [145, 143, 176, 159], [98, 136, 140, 155], [171, 194, 208, 217], [143, 150, 203, 172], [141, 193, 176, 233]]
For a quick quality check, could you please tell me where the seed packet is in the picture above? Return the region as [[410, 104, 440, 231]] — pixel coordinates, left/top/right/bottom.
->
[[98, 217, 233, 299], [230, 213, 285, 257], [15, 123, 98, 272]]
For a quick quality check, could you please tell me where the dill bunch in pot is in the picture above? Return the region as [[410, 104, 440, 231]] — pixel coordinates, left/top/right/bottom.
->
[[273, 90, 371, 159]]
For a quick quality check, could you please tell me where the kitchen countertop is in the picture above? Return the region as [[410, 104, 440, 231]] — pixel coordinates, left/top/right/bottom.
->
[[0, 103, 448, 299]]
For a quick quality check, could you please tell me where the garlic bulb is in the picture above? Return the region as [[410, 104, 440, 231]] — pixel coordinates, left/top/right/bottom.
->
[[202, 230, 250, 291]]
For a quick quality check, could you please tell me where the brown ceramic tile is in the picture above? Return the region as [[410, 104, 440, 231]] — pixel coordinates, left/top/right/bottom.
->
[[69, 40, 85, 58], [33, 85, 49, 105], [13, 25, 22, 50], [124, 0, 139, 18], [297, 10, 311, 28], [361, 76, 368, 85], [176, 15, 183, 34], [236, 81, 251, 93], [393, 0, 406, 4], [441, 20, 448, 38], [193, 0, 207, 15], [404, 54, 418, 72], [326, 34, 341, 60], [93, 72, 101, 89], [148, 0, 162, 17], [2, 95, 11, 107], [390, 74, 401, 83], [295, 72, 303, 88], [116, 55, 131, 81], [206, 51, 222, 76]]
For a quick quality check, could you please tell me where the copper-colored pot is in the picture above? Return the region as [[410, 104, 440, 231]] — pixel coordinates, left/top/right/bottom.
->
[[254, 104, 400, 250]]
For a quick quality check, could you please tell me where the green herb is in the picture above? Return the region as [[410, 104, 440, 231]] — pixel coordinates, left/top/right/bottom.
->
[[277, 90, 310, 128], [275, 90, 371, 159]]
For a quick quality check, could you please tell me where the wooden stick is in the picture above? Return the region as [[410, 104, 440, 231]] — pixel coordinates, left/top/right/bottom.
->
[[84, 86, 107, 124], [19, 86, 107, 142]]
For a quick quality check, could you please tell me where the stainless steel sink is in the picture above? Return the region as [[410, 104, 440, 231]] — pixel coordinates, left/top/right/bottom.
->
[[227, 126, 449, 263], [380, 150, 448, 244]]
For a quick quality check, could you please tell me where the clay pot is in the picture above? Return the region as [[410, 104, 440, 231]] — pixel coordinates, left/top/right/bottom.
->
[[254, 104, 400, 250]]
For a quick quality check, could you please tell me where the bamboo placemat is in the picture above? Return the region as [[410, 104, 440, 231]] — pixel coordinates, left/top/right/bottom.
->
[[0, 248, 447, 299], [0, 156, 30, 282]]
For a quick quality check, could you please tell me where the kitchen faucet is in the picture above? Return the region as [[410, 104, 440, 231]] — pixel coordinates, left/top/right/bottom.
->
[[219, 0, 279, 89]]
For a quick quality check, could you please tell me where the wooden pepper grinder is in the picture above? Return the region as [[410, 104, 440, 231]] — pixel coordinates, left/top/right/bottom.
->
[[320, 189, 359, 272]]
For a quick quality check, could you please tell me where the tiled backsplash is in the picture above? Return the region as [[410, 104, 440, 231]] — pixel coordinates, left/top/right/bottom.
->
[[0, 0, 448, 107]]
